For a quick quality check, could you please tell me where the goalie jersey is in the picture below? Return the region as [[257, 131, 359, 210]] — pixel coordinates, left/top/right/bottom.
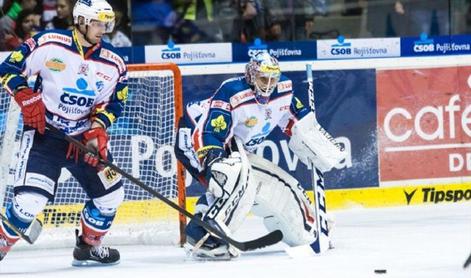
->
[[0, 29, 128, 135], [187, 75, 310, 159]]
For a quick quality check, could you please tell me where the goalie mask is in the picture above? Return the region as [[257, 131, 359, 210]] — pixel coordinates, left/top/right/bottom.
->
[[245, 52, 281, 105], [73, 0, 115, 34]]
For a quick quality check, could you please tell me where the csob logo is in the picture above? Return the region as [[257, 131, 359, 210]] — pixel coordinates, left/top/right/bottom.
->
[[330, 36, 351, 55], [413, 33, 435, 52], [247, 38, 268, 58], [60, 78, 95, 107], [161, 39, 181, 59]]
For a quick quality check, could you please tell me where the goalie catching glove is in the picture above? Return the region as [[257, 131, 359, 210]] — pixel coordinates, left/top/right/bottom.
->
[[206, 152, 243, 199], [14, 87, 45, 134], [289, 112, 346, 172]]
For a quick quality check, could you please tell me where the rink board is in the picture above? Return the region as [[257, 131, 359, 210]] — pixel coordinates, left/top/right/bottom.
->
[[26, 183, 471, 229]]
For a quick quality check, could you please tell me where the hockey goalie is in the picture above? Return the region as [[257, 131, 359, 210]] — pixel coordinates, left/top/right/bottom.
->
[[175, 52, 346, 260]]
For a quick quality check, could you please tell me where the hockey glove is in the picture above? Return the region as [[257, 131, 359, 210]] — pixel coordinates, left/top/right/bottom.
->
[[14, 88, 45, 134], [82, 127, 109, 167]]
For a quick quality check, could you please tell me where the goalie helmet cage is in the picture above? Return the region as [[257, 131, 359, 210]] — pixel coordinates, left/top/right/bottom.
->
[[0, 63, 186, 249]]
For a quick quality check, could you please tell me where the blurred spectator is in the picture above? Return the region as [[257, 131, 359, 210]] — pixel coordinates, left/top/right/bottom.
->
[[263, 0, 327, 41], [0, 0, 38, 50], [131, 0, 176, 45], [232, 0, 266, 42], [366, 0, 406, 37], [3, 8, 40, 50], [171, 0, 223, 43], [401, 0, 449, 36], [45, 0, 74, 30], [103, 9, 132, 47]]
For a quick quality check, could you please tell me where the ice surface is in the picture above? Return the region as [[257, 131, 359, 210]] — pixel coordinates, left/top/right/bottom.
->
[[1, 202, 470, 278]]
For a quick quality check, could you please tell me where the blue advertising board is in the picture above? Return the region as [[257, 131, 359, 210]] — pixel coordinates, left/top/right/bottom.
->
[[182, 69, 379, 196], [401, 34, 471, 57], [232, 38, 316, 62]]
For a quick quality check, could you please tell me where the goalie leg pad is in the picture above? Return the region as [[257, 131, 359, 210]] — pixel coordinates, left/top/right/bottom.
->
[[207, 152, 243, 199], [248, 154, 317, 247], [289, 112, 346, 172]]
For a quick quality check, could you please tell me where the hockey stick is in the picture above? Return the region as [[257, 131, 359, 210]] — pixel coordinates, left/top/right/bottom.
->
[[0, 213, 42, 244], [306, 64, 331, 254], [46, 124, 282, 252], [464, 251, 471, 269]]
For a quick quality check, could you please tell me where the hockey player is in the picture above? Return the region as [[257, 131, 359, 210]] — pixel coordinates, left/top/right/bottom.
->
[[0, 0, 127, 266], [175, 52, 345, 260]]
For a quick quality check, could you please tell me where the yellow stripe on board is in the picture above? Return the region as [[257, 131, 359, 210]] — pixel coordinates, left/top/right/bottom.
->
[[27, 183, 471, 229]]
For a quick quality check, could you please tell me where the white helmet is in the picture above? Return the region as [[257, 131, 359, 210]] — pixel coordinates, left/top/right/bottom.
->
[[245, 52, 281, 104], [73, 0, 115, 33]]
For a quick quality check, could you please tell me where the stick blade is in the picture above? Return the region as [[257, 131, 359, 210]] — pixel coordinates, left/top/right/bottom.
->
[[235, 230, 283, 251]]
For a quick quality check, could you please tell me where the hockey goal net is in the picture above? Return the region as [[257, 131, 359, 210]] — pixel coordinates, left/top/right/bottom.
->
[[0, 63, 186, 248]]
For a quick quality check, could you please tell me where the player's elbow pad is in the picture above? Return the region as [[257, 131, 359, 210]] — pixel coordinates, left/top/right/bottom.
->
[[288, 112, 346, 172]]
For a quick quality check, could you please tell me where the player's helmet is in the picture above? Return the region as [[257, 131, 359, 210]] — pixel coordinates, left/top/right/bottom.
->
[[245, 52, 281, 104], [73, 0, 115, 33]]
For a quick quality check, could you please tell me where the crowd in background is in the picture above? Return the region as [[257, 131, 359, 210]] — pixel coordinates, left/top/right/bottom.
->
[[0, 0, 131, 51], [1, 0, 471, 50]]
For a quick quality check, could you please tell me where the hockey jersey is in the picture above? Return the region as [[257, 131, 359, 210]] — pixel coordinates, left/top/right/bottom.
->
[[188, 75, 310, 159], [0, 29, 128, 135]]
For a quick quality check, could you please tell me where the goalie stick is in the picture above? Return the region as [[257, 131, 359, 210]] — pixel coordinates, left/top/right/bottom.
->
[[306, 63, 331, 254], [46, 123, 282, 252]]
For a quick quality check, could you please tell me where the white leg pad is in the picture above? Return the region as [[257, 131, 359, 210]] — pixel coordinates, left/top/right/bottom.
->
[[248, 153, 317, 247]]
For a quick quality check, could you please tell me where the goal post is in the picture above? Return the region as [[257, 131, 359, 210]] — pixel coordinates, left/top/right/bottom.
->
[[0, 63, 186, 248]]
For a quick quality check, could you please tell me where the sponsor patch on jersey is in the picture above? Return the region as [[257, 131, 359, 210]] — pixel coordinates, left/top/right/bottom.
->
[[99, 48, 126, 74], [9, 51, 24, 63], [211, 115, 227, 132], [277, 80, 292, 93], [24, 38, 36, 51], [230, 89, 254, 108], [98, 167, 122, 190], [37, 33, 72, 46], [279, 104, 290, 111], [210, 100, 231, 111], [45, 58, 66, 72], [96, 81, 104, 92], [244, 116, 258, 127], [78, 63, 89, 76]]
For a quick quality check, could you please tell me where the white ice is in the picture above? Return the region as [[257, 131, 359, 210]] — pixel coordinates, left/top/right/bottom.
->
[[1, 202, 470, 278]]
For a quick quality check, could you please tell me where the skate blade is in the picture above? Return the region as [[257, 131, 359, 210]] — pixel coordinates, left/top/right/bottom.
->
[[72, 259, 120, 267]]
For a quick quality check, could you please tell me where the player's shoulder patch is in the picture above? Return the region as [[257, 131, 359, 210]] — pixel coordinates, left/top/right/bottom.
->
[[36, 30, 73, 47], [277, 75, 292, 93], [216, 77, 253, 108], [230, 89, 254, 108], [99, 44, 126, 74]]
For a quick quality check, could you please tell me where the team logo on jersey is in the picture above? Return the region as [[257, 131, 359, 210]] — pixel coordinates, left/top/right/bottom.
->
[[9, 51, 24, 63], [78, 63, 89, 76], [211, 115, 227, 132], [59, 78, 96, 113], [295, 97, 304, 109], [46, 58, 66, 72], [244, 116, 258, 128], [117, 86, 128, 101]]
